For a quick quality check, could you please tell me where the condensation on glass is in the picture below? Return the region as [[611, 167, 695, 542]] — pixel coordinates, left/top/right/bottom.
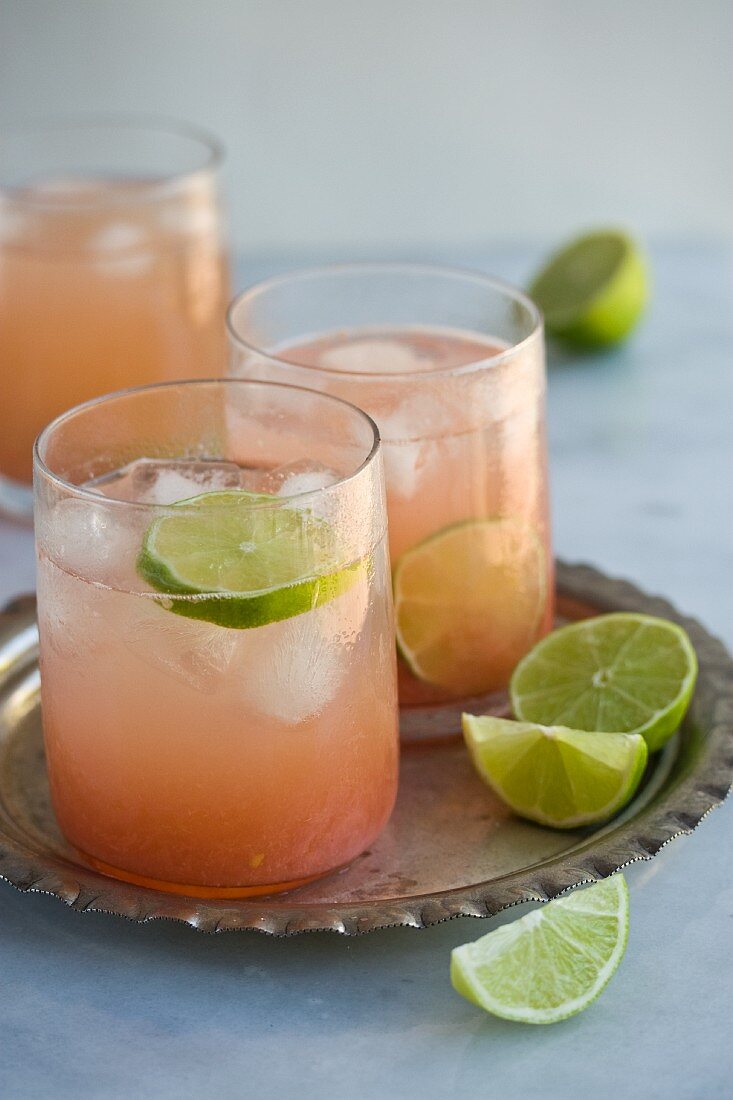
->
[[34, 379, 398, 896], [228, 264, 552, 720]]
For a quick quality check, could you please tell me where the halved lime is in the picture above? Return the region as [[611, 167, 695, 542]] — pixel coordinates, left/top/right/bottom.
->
[[462, 714, 647, 828], [529, 229, 649, 347], [393, 518, 547, 695], [137, 490, 359, 629], [510, 613, 697, 752], [451, 875, 629, 1024]]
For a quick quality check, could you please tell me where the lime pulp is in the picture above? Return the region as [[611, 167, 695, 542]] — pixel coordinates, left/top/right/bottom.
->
[[137, 490, 360, 629], [393, 518, 547, 695], [462, 714, 648, 829], [451, 875, 629, 1024], [509, 613, 697, 752]]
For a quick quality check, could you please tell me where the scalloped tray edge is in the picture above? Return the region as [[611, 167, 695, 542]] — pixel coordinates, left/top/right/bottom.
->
[[0, 560, 731, 935]]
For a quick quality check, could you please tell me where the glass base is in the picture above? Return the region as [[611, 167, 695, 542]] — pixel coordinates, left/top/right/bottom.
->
[[399, 687, 511, 744], [0, 473, 33, 522], [78, 849, 338, 898]]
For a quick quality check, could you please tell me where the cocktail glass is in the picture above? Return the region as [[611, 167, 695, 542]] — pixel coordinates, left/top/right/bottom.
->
[[1, 117, 230, 518], [34, 379, 398, 896], [228, 264, 552, 724]]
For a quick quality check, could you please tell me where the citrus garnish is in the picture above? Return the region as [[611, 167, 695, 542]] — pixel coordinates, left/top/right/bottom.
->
[[528, 229, 649, 347], [510, 613, 697, 752], [137, 490, 359, 629], [462, 714, 647, 828], [393, 518, 546, 695], [451, 875, 629, 1024]]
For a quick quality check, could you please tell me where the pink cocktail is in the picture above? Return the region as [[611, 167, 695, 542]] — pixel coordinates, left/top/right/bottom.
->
[[35, 380, 398, 896], [229, 265, 552, 714], [1, 119, 230, 516]]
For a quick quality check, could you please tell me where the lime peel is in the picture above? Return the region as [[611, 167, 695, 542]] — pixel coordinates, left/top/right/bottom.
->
[[137, 489, 362, 630], [451, 875, 630, 1024], [529, 229, 649, 348]]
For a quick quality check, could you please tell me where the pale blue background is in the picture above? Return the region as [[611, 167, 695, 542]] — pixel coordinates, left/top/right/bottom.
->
[[1, 3, 732, 1095], [1, 1, 731, 252], [0, 241, 731, 1099]]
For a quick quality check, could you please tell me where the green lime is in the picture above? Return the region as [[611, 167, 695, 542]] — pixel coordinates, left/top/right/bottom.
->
[[137, 490, 359, 629], [451, 874, 629, 1024], [528, 229, 649, 347], [393, 518, 547, 695], [510, 612, 697, 752], [462, 714, 647, 828]]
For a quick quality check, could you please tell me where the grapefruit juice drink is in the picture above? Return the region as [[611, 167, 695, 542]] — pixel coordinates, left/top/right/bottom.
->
[[228, 266, 552, 712], [1, 120, 230, 515], [34, 381, 398, 896]]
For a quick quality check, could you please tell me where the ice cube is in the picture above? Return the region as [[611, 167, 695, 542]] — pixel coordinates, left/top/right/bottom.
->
[[121, 600, 238, 694], [381, 440, 430, 499], [320, 338, 425, 375], [101, 458, 244, 505], [91, 221, 146, 252], [43, 497, 141, 584], [89, 221, 155, 276], [156, 176, 219, 235], [242, 618, 344, 722], [376, 390, 449, 443], [372, 391, 450, 497], [239, 576, 370, 723], [37, 557, 103, 660], [260, 460, 338, 497]]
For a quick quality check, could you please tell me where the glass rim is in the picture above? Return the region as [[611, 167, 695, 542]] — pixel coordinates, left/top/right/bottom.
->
[[227, 261, 544, 380], [0, 114, 224, 207], [34, 377, 381, 512]]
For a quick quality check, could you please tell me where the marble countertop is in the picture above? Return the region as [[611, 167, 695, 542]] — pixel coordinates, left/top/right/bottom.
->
[[0, 242, 730, 1100]]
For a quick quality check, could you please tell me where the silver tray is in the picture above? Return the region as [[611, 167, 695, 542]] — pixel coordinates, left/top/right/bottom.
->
[[0, 562, 731, 936]]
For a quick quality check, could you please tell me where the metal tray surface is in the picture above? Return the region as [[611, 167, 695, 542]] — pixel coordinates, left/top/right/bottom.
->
[[0, 562, 731, 936]]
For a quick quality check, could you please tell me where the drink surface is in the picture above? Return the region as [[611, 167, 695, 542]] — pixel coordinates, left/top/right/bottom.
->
[[280, 326, 503, 377], [275, 327, 553, 703], [36, 459, 397, 892], [0, 178, 229, 484]]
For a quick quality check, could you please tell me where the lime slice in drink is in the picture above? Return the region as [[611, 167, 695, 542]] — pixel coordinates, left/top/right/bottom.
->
[[393, 518, 546, 695], [528, 229, 649, 347], [510, 613, 697, 752], [451, 875, 629, 1024], [138, 490, 359, 629], [462, 714, 648, 828]]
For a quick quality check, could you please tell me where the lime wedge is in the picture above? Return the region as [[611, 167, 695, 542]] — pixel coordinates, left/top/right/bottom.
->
[[462, 714, 647, 828], [529, 229, 649, 347], [393, 518, 546, 695], [510, 613, 697, 752], [451, 875, 629, 1024], [137, 490, 359, 629]]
